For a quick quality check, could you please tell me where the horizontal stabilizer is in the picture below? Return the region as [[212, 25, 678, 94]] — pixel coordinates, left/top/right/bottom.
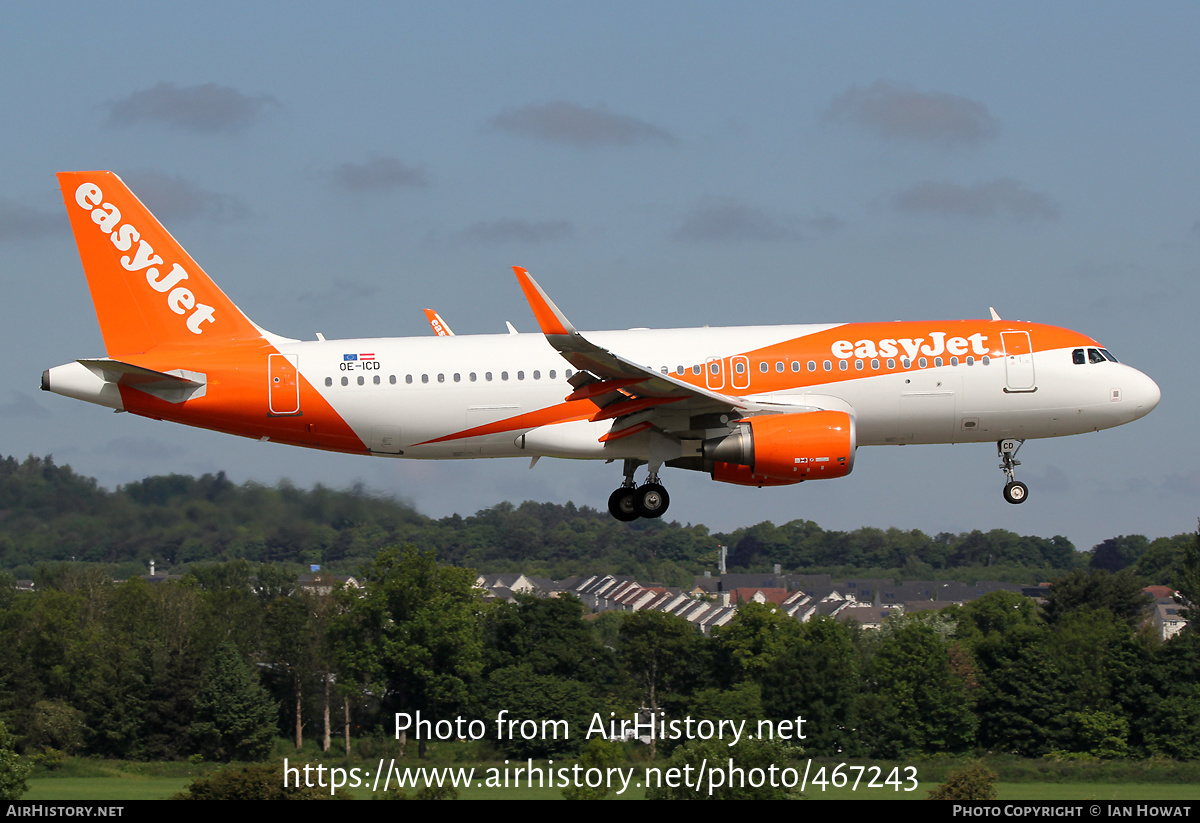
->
[[77, 359, 206, 403]]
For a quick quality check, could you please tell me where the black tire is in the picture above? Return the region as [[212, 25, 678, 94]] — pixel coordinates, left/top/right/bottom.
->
[[1003, 481, 1028, 505], [608, 487, 640, 521], [635, 483, 670, 519]]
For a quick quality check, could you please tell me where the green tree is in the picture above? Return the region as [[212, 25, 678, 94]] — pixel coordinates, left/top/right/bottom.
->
[[562, 738, 626, 800], [1043, 568, 1148, 628], [190, 642, 277, 762], [0, 721, 32, 801], [1175, 527, 1200, 624], [860, 618, 977, 757], [761, 617, 860, 756], [645, 737, 802, 800], [335, 546, 482, 758], [481, 665, 598, 759], [714, 601, 802, 681], [174, 763, 338, 799], [617, 610, 701, 756], [1090, 535, 1150, 573], [927, 761, 998, 801]]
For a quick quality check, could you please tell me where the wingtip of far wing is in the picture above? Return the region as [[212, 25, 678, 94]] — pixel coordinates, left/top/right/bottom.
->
[[512, 266, 575, 336]]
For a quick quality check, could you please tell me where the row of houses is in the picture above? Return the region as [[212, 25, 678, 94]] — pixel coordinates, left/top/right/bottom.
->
[[474, 571, 1188, 639]]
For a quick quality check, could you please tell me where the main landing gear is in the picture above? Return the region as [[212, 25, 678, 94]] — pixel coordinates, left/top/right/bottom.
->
[[608, 459, 671, 521], [998, 438, 1028, 504]]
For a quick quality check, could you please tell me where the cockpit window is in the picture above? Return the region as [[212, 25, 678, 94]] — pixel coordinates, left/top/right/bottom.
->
[[1072, 349, 1085, 365], [1088, 348, 1107, 364], [1099, 348, 1118, 362]]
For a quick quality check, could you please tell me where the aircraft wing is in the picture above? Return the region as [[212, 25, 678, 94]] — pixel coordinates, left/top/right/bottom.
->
[[513, 267, 754, 431]]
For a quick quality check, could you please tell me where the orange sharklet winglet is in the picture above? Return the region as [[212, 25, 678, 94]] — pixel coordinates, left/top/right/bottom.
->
[[423, 309, 454, 336], [513, 266, 574, 336]]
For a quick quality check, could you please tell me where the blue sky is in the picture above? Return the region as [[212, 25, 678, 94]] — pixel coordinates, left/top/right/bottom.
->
[[2, 2, 1197, 556]]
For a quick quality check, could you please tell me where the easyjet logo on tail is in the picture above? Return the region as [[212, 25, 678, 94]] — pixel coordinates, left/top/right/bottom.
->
[[73, 182, 216, 335]]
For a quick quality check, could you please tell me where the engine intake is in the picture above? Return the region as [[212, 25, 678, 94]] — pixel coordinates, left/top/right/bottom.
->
[[704, 410, 856, 486]]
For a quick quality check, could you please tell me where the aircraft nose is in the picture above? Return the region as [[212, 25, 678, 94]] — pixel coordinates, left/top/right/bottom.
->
[[1128, 368, 1161, 417]]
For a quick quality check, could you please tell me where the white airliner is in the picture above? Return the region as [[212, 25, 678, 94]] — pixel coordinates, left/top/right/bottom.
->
[[43, 171, 1160, 520]]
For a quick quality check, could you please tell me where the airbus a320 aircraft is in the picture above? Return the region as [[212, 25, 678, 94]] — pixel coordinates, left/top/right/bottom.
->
[[43, 171, 1160, 521]]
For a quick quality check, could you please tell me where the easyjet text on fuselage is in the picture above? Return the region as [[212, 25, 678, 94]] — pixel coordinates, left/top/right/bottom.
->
[[830, 331, 990, 361]]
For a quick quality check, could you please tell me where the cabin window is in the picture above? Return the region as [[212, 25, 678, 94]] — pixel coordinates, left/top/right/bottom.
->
[[870, 358, 879, 370], [390, 375, 397, 384], [357, 376, 364, 386], [470, 372, 477, 382], [341, 376, 348, 386], [325, 377, 332, 387], [775, 361, 784, 373], [421, 374, 429, 383], [406, 374, 413, 384], [373, 375, 380, 385], [886, 359, 895, 369], [807, 361, 816, 372], [758, 362, 768, 373], [453, 373, 461, 382], [918, 358, 928, 368], [823, 360, 832, 371]]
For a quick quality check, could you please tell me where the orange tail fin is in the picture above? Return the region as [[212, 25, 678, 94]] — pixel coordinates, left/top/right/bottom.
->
[[57, 171, 264, 356]]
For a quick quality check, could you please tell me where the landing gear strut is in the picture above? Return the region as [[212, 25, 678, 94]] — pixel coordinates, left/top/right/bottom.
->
[[607, 459, 671, 521], [998, 439, 1028, 504]]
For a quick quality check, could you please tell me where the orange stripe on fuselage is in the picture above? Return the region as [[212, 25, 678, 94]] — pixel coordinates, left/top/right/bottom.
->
[[650, 320, 1096, 395], [114, 342, 369, 454], [417, 400, 598, 446]]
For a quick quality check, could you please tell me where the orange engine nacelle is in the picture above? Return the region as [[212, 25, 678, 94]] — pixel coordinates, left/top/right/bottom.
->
[[704, 410, 856, 486]]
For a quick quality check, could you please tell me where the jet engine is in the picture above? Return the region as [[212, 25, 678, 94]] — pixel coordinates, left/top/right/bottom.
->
[[704, 410, 856, 486]]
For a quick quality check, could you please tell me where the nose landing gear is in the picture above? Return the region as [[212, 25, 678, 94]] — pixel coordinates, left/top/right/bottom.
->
[[998, 439, 1028, 504], [607, 459, 671, 521]]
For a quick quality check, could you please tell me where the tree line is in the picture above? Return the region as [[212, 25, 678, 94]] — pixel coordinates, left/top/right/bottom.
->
[[0, 455, 1193, 586], [1, 545, 1197, 764]]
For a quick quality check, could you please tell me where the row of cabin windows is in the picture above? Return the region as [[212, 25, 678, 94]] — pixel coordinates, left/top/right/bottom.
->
[[324, 354, 997, 389], [657, 356, 991, 377], [325, 369, 575, 388]]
